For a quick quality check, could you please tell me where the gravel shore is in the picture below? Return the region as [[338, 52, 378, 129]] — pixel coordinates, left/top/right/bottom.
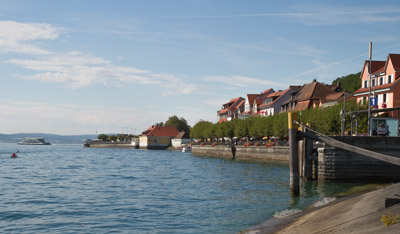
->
[[243, 183, 400, 234]]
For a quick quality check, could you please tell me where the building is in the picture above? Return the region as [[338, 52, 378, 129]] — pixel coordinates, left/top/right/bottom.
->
[[354, 54, 400, 116], [239, 94, 260, 119], [217, 97, 245, 122], [258, 87, 298, 116], [171, 131, 191, 148], [239, 88, 275, 118], [281, 80, 343, 112], [139, 125, 180, 149]]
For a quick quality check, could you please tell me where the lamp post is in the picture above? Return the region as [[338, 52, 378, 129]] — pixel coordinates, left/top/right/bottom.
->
[[341, 92, 346, 136], [341, 109, 345, 136], [367, 42, 372, 136]]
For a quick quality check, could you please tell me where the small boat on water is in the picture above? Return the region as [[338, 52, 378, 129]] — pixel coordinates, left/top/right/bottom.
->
[[181, 144, 192, 153], [18, 137, 51, 145], [11, 150, 19, 158]]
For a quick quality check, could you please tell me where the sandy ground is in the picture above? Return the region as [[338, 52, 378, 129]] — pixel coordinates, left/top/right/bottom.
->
[[243, 183, 400, 234]]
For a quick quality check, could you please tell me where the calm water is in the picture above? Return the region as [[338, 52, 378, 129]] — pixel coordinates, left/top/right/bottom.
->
[[0, 144, 367, 233]]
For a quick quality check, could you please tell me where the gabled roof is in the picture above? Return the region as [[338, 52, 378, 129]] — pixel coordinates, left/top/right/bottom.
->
[[360, 60, 386, 79], [247, 94, 259, 105], [293, 81, 339, 102], [142, 126, 180, 137], [222, 97, 242, 106], [174, 131, 190, 139], [257, 88, 275, 101], [384, 54, 400, 72], [218, 96, 245, 115], [325, 91, 345, 101], [259, 88, 292, 109], [232, 99, 245, 111], [293, 100, 311, 111]]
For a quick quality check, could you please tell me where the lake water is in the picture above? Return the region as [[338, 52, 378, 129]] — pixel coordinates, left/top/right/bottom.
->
[[0, 144, 368, 233]]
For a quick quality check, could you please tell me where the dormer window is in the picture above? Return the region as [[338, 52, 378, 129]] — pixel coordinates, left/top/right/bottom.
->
[[388, 75, 392, 83], [364, 80, 368, 88], [379, 77, 384, 85]]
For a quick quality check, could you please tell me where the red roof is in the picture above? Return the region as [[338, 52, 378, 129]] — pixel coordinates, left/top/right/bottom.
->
[[294, 100, 311, 111], [360, 60, 386, 79], [218, 108, 229, 114], [259, 88, 292, 109], [142, 126, 180, 137], [354, 78, 400, 95], [325, 91, 345, 101], [388, 54, 400, 71]]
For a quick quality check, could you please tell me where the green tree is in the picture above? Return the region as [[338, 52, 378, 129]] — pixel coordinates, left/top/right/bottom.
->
[[98, 134, 108, 141], [191, 120, 214, 140], [165, 115, 191, 135], [332, 72, 362, 93], [117, 134, 128, 141], [107, 135, 117, 141]]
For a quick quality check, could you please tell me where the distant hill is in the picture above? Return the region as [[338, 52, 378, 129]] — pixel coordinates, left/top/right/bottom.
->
[[0, 133, 97, 144], [332, 72, 362, 93]]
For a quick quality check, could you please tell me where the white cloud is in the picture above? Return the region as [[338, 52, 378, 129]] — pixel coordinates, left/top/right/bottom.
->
[[0, 21, 59, 54], [1, 20, 198, 94], [7, 50, 198, 92]]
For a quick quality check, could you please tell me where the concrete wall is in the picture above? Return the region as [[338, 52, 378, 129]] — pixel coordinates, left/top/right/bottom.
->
[[84, 141, 136, 149], [318, 136, 400, 181], [192, 145, 289, 162]]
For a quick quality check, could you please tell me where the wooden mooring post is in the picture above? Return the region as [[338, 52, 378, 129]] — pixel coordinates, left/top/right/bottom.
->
[[288, 112, 299, 196], [304, 123, 313, 180]]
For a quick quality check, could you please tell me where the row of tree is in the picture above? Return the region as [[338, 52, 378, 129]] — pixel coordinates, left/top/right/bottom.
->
[[190, 100, 368, 141], [97, 115, 191, 141], [97, 134, 136, 141]]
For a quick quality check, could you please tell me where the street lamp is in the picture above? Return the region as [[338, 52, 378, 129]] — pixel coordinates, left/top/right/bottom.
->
[[340, 109, 345, 136]]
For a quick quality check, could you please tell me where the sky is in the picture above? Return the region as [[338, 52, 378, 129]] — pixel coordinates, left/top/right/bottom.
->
[[1, 0, 400, 135]]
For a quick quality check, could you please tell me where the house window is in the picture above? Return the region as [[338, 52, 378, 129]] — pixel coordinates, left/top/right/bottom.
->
[[364, 80, 368, 88], [372, 79, 376, 87], [388, 75, 392, 83], [383, 93, 387, 103], [379, 77, 383, 85]]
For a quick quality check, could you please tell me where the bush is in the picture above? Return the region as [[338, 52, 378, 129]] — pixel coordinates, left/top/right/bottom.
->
[[381, 213, 400, 226]]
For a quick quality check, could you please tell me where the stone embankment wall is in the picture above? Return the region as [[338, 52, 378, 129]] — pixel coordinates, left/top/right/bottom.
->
[[318, 136, 400, 181], [192, 145, 289, 162], [84, 142, 136, 149]]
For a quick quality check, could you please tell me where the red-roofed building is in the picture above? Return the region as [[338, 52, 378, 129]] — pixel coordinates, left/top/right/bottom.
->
[[217, 97, 245, 122], [281, 80, 343, 112], [354, 54, 400, 115], [139, 125, 180, 149], [258, 87, 299, 116], [239, 89, 275, 118]]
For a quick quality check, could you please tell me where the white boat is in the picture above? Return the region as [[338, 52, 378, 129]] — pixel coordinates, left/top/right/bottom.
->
[[181, 144, 192, 153], [18, 137, 51, 145]]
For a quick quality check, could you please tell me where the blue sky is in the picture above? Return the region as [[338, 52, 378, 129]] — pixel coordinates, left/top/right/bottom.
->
[[1, 0, 400, 135]]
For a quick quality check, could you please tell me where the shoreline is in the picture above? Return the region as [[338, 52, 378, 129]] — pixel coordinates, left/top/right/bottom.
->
[[242, 183, 400, 233]]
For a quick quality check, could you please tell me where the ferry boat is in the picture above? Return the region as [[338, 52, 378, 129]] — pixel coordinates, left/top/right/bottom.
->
[[18, 137, 51, 145]]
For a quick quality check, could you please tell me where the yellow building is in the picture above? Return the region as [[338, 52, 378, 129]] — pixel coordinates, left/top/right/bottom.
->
[[139, 125, 180, 149]]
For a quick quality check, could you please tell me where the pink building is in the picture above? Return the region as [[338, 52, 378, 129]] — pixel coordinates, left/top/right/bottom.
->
[[354, 54, 400, 117]]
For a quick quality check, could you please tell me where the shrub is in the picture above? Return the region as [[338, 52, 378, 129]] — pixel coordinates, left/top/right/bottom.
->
[[381, 213, 400, 226]]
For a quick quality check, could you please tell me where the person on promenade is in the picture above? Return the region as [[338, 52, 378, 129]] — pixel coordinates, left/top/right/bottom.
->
[[230, 141, 236, 159], [377, 124, 387, 136]]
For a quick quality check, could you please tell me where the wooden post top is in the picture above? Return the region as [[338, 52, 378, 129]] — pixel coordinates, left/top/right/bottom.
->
[[288, 112, 299, 129]]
